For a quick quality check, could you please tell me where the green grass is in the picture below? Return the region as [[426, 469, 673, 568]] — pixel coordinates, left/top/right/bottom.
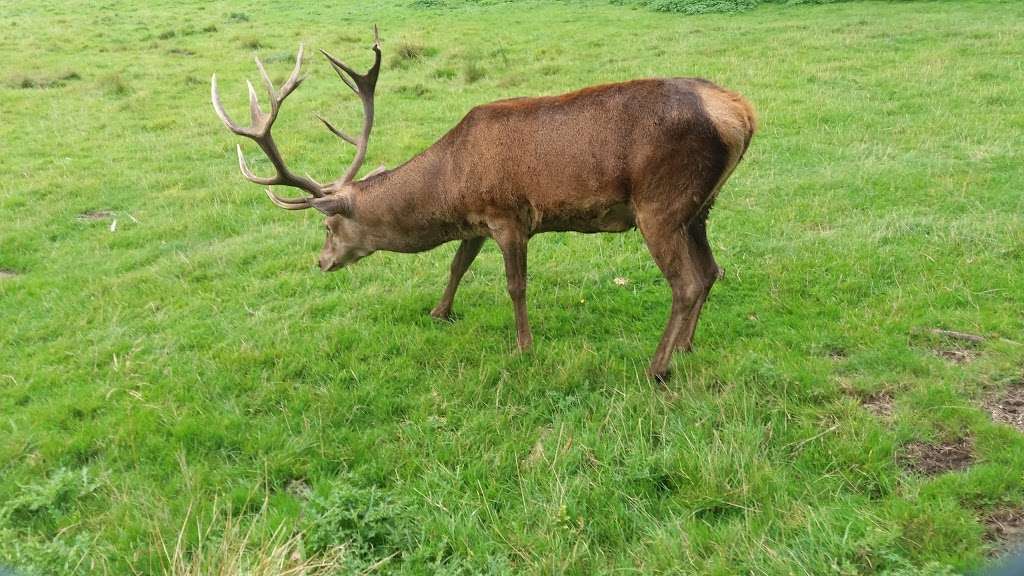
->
[[2, 0, 1024, 574]]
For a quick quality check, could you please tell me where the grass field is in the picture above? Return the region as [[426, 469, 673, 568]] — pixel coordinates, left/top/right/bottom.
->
[[2, 0, 1024, 573]]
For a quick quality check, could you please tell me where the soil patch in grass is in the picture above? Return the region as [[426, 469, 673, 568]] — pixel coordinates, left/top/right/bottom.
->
[[861, 391, 894, 419], [927, 328, 984, 364], [286, 478, 312, 500], [984, 507, 1024, 556], [77, 210, 114, 221], [9, 71, 81, 89], [937, 348, 979, 364], [0, 269, 18, 280], [842, 385, 894, 419], [899, 436, 975, 476], [987, 381, 1024, 433]]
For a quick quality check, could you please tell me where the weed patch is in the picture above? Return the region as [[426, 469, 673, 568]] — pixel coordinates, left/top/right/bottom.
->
[[303, 480, 414, 563], [302, 478, 507, 573], [0, 469, 108, 574], [2, 469, 99, 529]]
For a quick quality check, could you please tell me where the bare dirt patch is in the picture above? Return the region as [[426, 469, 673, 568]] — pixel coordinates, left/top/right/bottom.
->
[[285, 478, 312, 500], [898, 436, 975, 475], [0, 269, 18, 280], [986, 382, 1024, 433], [841, 384, 894, 419], [77, 210, 114, 221], [936, 348, 979, 364], [9, 71, 81, 89], [984, 507, 1024, 555], [926, 327, 984, 364], [930, 328, 985, 344], [861, 391, 894, 419]]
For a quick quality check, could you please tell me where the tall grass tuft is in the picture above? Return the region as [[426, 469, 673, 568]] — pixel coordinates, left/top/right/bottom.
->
[[462, 58, 486, 83], [99, 73, 130, 96], [151, 502, 349, 576]]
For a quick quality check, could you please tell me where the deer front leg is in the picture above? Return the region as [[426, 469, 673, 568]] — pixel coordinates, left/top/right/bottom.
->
[[431, 237, 485, 320], [491, 224, 533, 351]]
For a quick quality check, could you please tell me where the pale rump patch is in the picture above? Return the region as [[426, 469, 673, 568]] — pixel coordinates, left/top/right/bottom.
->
[[692, 84, 757, 212], [694, 84, 757, 173]]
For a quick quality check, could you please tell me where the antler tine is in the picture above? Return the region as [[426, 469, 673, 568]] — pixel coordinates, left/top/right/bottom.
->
[[318, 25, 383, 188], [211, 75, 251, 136], [254, 56, 276, 104], [246, 80, 262, 126], [278, 44, 306, 100], [236, 145, 275, 186], [369, 26, 382, 79], [264, 188, 313, 210], [319, 33, 382, 93], [320, 49, 360, 95], [316, 114, 359, 146]]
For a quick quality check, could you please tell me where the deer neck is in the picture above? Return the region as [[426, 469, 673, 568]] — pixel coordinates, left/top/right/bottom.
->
[[348, 150, 458, 254]]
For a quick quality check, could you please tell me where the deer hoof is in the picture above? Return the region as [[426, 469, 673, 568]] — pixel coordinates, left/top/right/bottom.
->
[[516, 335, 533, 352], [429, 307, 455, 322], [647, 367, 672, 384]]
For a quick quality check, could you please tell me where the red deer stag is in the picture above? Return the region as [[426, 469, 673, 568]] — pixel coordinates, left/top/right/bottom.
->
[[211, 27, 756, 381]]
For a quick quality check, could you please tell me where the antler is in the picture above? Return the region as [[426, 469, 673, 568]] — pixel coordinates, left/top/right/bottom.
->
[[211, 27, 382, 211], [211, 45, 325, 207], [318, 24, 382, 188]]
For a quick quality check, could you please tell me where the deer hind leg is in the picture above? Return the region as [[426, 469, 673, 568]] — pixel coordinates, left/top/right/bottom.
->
[[675, 207, 720, 351], [490, 223, 533, 351], [431, 237, 485, 321], [638, 211, 704, 382]]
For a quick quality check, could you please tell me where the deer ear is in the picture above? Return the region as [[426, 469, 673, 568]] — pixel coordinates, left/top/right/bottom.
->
[[310, 195, 352, 217]]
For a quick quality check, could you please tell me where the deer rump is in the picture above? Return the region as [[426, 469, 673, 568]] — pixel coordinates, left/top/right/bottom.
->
[[211, 30, 756, 382]]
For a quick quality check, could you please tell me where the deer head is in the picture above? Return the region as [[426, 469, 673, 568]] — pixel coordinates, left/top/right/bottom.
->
[[211, 26, 383, 271]]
